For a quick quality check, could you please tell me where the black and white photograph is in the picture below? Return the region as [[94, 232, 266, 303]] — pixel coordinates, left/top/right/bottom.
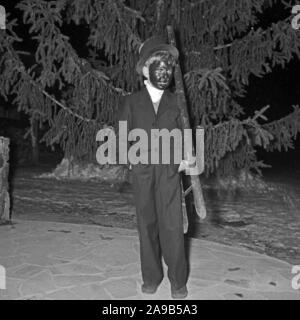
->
[[0, 0, 300, 304]]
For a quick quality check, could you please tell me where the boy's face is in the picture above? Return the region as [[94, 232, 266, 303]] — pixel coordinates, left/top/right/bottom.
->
[[146, 52, 175, 90]]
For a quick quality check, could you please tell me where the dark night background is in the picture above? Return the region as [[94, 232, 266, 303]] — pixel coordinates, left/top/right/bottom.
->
[[1, 0, 300, 175]]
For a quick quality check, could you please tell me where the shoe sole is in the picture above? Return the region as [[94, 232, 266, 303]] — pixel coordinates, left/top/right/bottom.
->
[[171, 286, 188, 299], [171, 292, 188, 299], [141, 286, 158, 294]]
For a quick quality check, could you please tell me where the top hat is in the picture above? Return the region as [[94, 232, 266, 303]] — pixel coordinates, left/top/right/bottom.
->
[[136, 36, 179, 75]]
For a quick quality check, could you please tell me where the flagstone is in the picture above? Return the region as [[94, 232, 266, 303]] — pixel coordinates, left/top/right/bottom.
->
[[14, 234, 61, 246], [69, 283, 112, 300], [189, 246, 217, 262], [111, 230, 138, 238], [78, 248, 138, 269], [53, 274, 106, 287], [0, 278, 22, 300], [277, 266, 299, 281], [1, 219, 299, 300], [18, 294, 48, 300], [17, 294, 52, 300], [43, 289, 83, 300], [188, 291, 224, 300], [79, 235, 100, 245], [223, 266, 255, 280], [188, 284, 217, 296], [53, 236, 88, 247], [0, 255, 27, 268], [190, 239, 228, 250], [8, 264, 48, 279], [189, 271, 224, 282], [208, 244, 263, 258], [0, 244, 17, 257], [189, 260, 234, 281], [49, 262, 104, 275], [50, 246, 94, 260], [224, 278, 252, 289], [0, 227, 16, 236], [51, 223, 83, 233], [15, 244, 63, 256], [80, 235, 113, 246], [23, 255, 70, 267], [188, 278, 220, 291], [250, 257, 290, 270], [132, 242, 140, 255], [30, 222, 73, 233], [104, 263, 141, 278], [261, 291, 300, 300], [80, 225, 114, 234], [126, 295, 143, 300], [0, 224, 30, 235], [20, 271, 57, 296], [205, 283, 252, 297], [222, 290, 267, 300], [252, 269, 296, 292], [91, 238, 136, 253], [103, 278, 138, 299], [209, 251, 253, 266]]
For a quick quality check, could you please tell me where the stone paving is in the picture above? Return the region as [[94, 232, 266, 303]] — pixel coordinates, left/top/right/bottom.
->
[[0, 219, 300, 300]]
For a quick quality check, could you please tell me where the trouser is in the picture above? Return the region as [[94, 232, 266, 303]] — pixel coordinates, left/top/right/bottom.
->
[[131, 164, 187, 290]]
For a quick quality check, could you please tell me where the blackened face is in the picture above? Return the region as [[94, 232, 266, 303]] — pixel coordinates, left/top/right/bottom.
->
[[148, 58, 174, 90]]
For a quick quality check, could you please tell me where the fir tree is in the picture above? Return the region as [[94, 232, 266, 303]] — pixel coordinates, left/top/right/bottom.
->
[[0, 0, 300, 176]]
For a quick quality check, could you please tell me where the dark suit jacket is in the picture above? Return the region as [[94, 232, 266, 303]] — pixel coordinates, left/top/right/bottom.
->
[[117, 87, 183, 169]]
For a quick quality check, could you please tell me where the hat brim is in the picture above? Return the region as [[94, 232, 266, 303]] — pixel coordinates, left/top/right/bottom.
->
[[136, 44, 179, 75]]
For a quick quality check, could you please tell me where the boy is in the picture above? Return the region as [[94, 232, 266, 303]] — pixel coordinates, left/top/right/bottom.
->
[[118, 36, 188, 299]]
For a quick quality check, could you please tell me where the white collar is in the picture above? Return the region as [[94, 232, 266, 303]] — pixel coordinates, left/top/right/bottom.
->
[[144, 80, 164, 103]]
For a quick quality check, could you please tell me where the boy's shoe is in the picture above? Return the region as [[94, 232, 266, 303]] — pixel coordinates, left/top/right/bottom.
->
[[141, 283, 158, 294], [171, 285, 188, 299]]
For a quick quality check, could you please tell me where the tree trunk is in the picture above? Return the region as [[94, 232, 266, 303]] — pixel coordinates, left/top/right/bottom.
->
[[155, 0, 165, 33], [30, 118, 39, 164], [0, 137, 10, 222]]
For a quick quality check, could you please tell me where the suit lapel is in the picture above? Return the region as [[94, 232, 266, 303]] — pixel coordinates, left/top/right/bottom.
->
[[141, 87, 171, 119], [141, 87, 156, 119], [157, 89, 170, 119]]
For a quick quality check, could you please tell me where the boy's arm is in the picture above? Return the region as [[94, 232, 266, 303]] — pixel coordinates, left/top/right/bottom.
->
[[175, 103, 200, 174]]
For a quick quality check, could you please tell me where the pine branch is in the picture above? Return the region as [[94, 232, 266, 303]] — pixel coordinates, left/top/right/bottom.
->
[[187, 42, 232, 56], [17, 64, 96, 123], [123, 3, 146, 22], [110, 0, 142, 48], [41, 88, 94, 123], [2, 36, 119, 125], [213, 43, 233, 51], [187, 13, 293, 56]]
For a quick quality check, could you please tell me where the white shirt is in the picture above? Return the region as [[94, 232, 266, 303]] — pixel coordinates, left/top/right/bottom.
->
[[143, 81, 190, 172], [144, 80, 164, 114]]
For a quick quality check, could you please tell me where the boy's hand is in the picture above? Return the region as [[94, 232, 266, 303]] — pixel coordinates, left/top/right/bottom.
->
[[178, 159, 197, 173], [178, 160, 189, 173]]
